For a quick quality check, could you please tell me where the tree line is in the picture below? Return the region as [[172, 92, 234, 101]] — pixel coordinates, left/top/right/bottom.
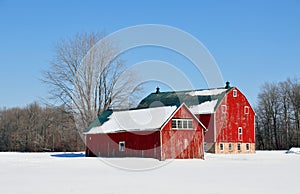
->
[[0, 103, 84, 152], [256, 77, 300, 150]]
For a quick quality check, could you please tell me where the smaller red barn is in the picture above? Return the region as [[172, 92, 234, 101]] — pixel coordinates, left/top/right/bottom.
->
[[85, 104, 206, 160]]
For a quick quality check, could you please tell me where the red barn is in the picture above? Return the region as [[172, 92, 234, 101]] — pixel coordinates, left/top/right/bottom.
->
[[85, 104, 205, 160], [138, 83, 255, 154]]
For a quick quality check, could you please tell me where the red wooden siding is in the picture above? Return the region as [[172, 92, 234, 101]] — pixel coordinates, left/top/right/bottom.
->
[[86, 104, 205, 160], [215, 88, 255, 143], [86, 131, 161, 159], [161, 105, 204, 160]]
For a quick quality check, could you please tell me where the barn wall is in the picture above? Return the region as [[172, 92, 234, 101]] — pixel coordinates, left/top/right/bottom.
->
[[86, 131, 161, 159], [161, 105, 204, 160], [214, 88, 255, 153], [197, 113, 215, 142], [215, 142, 256, 154]]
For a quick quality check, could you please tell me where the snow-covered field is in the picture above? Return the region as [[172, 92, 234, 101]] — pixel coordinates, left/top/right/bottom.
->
[[0, 151, 299, 194]]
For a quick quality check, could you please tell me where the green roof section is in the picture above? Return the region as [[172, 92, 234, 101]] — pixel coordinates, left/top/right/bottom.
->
[[84, 109, 113, 133], [137, 87, 233, 111]]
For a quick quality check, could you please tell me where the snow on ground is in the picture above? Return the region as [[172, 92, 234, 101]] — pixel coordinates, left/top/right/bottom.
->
[[286, 147, 300, 154], [0, 151, 299, 194]]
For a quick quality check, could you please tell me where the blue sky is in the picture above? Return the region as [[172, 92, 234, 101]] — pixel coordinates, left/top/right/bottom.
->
[[0, 0, 299, 108]]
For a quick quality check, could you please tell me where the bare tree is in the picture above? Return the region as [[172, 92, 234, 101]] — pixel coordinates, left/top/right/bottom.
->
[[256, 77, 300, 150], [43, 32, 141, 131]]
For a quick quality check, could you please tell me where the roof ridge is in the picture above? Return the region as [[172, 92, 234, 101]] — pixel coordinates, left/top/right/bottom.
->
[[149, 87, 233, 95]]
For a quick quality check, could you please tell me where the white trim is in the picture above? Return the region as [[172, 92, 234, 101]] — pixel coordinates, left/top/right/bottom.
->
[[171, 118, 193, 130], [213, 112, 216, 142], [160, 131, 163, 160]]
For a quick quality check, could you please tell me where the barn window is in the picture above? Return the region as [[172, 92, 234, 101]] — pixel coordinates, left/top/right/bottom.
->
[[229, 143, 232, 151], [188, 120, 193, 128], [246, 143, 250, 151], [119, 141, 125, 152], [172, 119, 193, 129], [238, 127, 242, 134], [183, 120, 188, 128], [220, 143, 224, 151], [178, 120, 183, 128], [237, 143, 241, 151], [172, 120, 177, 128], [244, 106, 249, 114], [233, 89, 237, 97], [221, 105, 227, 113]]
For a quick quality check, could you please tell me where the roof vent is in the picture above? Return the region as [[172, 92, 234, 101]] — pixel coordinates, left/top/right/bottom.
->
[[155, 86, 160, 94], [225, 81, 230, 89]]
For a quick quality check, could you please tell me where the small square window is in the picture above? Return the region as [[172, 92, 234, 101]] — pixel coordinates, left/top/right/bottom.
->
[[246, 143, 250, 151], [229, 143, 232, 151], [244, 106, 249, 114], [119, 141, 125, 152], [220, 143, 224, 151], [237, 143, 241, 151], [233, 90, 237, 97]]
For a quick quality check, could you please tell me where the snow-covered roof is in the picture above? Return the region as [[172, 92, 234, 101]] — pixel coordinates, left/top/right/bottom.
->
[[188, 100, 218, 114], [187, 88, 227, 96], [86, 106, 177, 134]]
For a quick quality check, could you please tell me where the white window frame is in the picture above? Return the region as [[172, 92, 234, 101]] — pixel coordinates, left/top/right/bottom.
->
[[244, 106, 249, 114], [172, 119, 193, 129], [237, 143, 241, 151], [219, 143, 224, 151], [238, 127, 243, 135], [233, 89, 237, 97], [119, 141, 125, 152]]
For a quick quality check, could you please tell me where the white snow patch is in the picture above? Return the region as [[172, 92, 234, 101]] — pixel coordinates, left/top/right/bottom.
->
[[188, 99, 218, 114], [87, 106, 177, 134], [286, 147, 300, 154], [187, 88, 227, 96], [0, 151, 299, 194]]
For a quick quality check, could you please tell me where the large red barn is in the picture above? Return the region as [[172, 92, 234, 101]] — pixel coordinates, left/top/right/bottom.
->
[[85, 104, 206, 160], [138, 83, 255, 154]]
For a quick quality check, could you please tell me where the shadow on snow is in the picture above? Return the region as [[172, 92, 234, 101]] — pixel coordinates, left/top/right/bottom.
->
[[51, 153, 85, 158]]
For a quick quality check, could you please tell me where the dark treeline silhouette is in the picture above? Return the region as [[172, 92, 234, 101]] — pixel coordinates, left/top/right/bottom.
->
[[0, 102, 84, 152], [256, 77, 300, 150]]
